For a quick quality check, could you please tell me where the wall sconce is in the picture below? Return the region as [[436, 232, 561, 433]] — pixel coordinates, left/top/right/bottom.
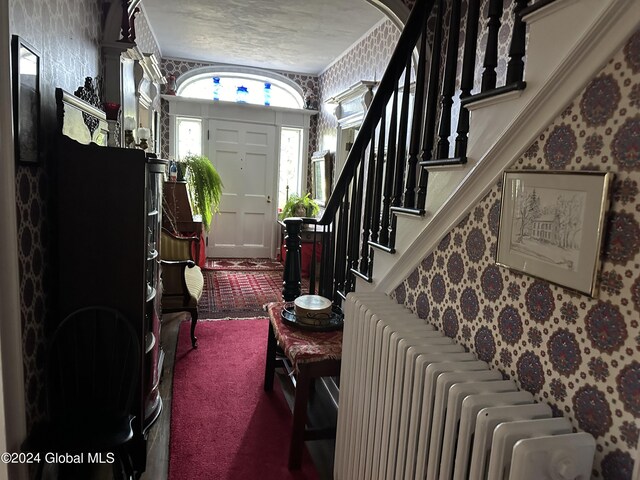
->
[[124, 116, 136, 148], [137, 127, 150, 151]]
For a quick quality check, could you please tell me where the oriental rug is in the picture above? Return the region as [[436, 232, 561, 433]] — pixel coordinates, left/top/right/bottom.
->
[[198, 270, 284, 319], [198, 269, 310, 319], [203, 257, 284, 271], [168, 319, 318, 480]]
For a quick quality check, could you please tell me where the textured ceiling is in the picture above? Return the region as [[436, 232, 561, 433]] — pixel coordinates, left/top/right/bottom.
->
[[141, 0, 385, 74]]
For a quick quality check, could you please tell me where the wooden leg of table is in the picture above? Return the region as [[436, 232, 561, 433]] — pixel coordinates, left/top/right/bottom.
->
[[263, 321, 277, 391], [289, 364, 311, 470]]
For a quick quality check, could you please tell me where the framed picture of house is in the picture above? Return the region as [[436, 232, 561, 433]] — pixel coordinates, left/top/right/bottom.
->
[[496, 170, 613, 297], [11, 35, 41, 164]]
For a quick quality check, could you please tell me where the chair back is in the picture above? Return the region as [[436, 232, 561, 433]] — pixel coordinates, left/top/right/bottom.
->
[[160, 229, 194, 261], [46, 306, 140, 424]]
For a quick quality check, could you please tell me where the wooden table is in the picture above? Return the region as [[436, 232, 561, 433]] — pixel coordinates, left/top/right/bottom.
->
[[263, 302, 342, 469]]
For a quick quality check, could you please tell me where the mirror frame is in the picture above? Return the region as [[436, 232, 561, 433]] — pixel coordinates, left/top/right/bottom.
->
[[311, 150, 333, 207], [11, 35, 41, 165]]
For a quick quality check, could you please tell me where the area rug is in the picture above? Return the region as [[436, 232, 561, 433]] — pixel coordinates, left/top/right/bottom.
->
[[203, 257, 284, 271], [198, 270, 310, 319], [169, 319, 318, 480], [198, 270, 284, 318]]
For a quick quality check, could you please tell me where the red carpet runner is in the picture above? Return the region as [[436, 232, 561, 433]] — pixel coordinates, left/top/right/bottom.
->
[[169, 319, 319, 480]]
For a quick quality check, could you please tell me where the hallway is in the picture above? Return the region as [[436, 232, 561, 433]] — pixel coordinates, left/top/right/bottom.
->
[[144, 258, 334, 480]]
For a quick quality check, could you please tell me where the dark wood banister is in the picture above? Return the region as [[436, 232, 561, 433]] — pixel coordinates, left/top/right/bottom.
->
[[315, 0, 435, 226], [284, 0, 537, 303]]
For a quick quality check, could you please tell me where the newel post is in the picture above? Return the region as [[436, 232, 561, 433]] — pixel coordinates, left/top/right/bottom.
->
[[282, 217, 303, 301]]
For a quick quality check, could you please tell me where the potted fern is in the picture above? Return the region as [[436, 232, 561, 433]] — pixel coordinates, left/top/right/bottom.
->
[[279, 193, 320, 220], [180, 154, 223, 231]]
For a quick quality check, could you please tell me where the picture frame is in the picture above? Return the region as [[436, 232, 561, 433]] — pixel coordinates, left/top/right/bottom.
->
[[11, 35, 41, 165], [496, 170, 613, 297]]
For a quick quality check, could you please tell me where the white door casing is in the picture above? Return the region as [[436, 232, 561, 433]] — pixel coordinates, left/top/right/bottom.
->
[[0, 3, 28, 479], [207, 119, 276, 258]]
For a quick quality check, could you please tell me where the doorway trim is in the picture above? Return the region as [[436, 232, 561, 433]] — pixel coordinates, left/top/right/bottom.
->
[[163, 96, 317, 258], [328, 81, 377, 179], [0, 2, 28, 479]]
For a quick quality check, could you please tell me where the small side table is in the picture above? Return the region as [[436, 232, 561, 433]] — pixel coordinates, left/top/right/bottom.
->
[[263, 302, 342, 469]]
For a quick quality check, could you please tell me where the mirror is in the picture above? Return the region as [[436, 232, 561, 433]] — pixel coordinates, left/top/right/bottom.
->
[[12, 35, 41, 164], [311, 151, 333, 206]]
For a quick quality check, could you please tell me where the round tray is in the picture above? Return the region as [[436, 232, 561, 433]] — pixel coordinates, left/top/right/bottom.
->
[[281, 302, 344, 331]]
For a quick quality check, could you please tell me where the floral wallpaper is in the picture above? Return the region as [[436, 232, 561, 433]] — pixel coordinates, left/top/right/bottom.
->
[[394, 29, 640, 479], [9, 0, 103, 429]]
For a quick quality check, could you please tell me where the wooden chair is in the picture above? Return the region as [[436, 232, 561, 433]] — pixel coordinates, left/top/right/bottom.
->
[[162, 181, 205, 266], [160, 228, 204, 348]]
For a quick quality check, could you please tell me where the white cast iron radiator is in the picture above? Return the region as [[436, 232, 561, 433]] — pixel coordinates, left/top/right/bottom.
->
[[334, 292, 596, 480]]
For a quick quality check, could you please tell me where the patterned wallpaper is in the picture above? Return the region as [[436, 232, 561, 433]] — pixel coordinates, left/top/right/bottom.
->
[[474, 0, 517, 93], [158, 58, 320, 164], [134, 7, 161, 61], [316, 0, 516, 161], [9, 0, 103, 429], [393, 30, 640, 479], [317, 19, 401, 153]]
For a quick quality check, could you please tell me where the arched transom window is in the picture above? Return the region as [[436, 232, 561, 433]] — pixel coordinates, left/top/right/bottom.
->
[[176, 68, 304, 109]]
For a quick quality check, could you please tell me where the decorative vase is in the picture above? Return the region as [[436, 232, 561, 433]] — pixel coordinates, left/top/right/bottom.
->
[[102, 102, 120, 121], [166, 75, 176, 95]]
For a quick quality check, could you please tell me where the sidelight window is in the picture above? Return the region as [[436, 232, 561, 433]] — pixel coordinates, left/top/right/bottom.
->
[[278, 128, 304, 211], [176, 117, 202, 159]]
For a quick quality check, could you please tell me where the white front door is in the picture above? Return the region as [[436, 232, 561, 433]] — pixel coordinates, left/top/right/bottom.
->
[[207, 119, 276, 258]]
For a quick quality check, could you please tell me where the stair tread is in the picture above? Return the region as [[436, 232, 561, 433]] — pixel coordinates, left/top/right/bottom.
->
[[350, 268, 373, 283], [367, 241, 395, 254], [460, 81, 526, 107], [419, 156, 467, 167], [389, 206, 425, 216]]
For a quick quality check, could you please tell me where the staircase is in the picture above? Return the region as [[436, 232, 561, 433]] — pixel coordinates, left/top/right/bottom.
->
[[282, 0, 639, 302]]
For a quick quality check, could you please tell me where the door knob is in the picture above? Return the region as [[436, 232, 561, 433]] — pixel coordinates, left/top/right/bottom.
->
[[267, 195, 271, 203]]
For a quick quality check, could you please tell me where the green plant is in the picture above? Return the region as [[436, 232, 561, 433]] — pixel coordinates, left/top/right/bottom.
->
[[181, 154, 223, 231], [279, 193, 320, 220]]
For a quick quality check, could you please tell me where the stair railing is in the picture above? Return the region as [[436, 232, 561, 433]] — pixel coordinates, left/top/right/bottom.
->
[[283, 0, 534, 304]]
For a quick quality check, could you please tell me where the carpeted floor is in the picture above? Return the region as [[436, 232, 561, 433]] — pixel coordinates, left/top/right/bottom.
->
[[169, 319, 318, 480]]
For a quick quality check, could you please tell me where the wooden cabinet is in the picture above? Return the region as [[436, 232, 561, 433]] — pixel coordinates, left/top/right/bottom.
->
[[55, 131, 166, 472]]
